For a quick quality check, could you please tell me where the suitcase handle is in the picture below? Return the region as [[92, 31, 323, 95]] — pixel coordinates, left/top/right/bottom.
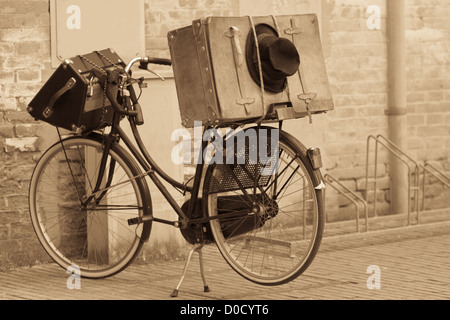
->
[[42, 77, 77, 118]]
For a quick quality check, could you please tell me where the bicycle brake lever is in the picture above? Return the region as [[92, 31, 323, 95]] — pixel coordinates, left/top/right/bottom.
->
[[147, 68, 165, 81], [138, 59, 165, 81]]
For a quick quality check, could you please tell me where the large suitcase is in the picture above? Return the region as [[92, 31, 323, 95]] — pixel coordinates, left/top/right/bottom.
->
[[28, 49, 125, 134], [168, 15, 334, 128]]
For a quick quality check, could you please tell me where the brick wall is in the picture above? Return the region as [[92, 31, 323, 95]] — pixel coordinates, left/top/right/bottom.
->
[[405, 0, 450, 212], [320, 0, 450, 223], [144, 0, 239, 57], [0, 0, 449, 269], [320, 0, 390, 221], [0, 0, 240, 270], [0, 0, 51, 269]]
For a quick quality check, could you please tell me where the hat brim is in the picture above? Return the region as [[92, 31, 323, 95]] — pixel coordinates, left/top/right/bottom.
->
[[245, 24, 287, 93]]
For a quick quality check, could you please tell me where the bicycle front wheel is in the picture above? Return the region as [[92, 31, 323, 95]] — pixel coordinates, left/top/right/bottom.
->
[[203, 127, 324, 285], [29, 135, 152, 278]]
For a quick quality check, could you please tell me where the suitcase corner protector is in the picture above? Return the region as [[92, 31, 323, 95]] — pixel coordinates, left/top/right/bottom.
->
[[168, 32, 176, 46]]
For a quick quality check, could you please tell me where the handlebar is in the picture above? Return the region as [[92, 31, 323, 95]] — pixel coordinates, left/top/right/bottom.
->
[[125, 56, 172, 74], [101, 56, 171, 122]]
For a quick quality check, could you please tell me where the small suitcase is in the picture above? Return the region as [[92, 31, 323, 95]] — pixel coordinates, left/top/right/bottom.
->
[[168, 15, 334, 128], [28, 48, 125, 134]]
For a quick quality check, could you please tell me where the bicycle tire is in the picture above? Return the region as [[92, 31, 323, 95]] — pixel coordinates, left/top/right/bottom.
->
[[29, 134, 152, 279], [203, 127, 325, 285]]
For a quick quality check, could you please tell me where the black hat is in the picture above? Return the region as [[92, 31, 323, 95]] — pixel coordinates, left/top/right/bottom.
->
[[246, 24, 300, 93]]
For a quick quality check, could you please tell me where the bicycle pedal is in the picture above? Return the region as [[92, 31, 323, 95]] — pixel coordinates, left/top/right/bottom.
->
[[127, 217, 141, 226]]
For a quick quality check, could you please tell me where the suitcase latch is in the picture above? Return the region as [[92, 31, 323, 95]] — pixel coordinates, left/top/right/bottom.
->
[[88, 77, 95, 97], [286, 18, 317, 123]]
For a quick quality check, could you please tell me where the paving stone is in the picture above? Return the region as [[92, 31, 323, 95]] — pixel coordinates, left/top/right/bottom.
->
[[0, 220, 449, 301]]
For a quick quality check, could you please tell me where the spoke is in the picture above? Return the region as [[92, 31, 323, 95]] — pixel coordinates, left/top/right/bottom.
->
[[205, 131, 323, 284], [275, 165, 301, 198], [92, 205, 142, 210], [31, 138, 148, 276], [264, 153, 296, 194]]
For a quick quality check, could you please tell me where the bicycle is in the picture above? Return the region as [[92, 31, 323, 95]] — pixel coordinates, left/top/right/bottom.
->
[[28, 55, 326, 297]]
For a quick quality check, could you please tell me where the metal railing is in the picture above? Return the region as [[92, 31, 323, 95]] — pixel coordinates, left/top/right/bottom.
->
[[366, 134, 449, 225], [366, 135, 421, 226], [325, 134, 449, 233], [324, 174, 369, 233], [421, 161, 450, 217]]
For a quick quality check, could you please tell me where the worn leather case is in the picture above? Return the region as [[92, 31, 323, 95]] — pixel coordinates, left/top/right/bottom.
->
[[28, 48, 124, 133]]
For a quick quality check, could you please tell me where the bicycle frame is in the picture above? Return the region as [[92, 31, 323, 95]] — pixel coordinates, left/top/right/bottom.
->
[[112, 113, 268, 229], [105, 97, 208, 229], [82, 61, 283, 232], [30, 55, 325, 290]]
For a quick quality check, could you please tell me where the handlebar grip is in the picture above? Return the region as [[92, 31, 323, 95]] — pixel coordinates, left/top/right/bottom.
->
[[126, 84, 144, 125], [138, 57, 172, 71], [133, 102, 144, 126], [148, 57, 172, 66]]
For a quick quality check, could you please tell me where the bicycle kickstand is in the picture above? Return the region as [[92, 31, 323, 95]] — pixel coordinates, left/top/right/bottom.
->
[[170, 243, 210, 298]]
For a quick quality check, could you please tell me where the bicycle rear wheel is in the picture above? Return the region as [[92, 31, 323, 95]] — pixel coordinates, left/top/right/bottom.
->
[[29, 135, 152, 278], [203, 127, 324, 285]]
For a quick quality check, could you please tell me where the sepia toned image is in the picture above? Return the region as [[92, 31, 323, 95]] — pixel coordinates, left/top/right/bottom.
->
[[0, 0, 449, 305]]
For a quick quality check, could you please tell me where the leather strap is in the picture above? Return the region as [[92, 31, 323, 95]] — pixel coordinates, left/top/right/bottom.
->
[[43, 77, 77, 118]]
